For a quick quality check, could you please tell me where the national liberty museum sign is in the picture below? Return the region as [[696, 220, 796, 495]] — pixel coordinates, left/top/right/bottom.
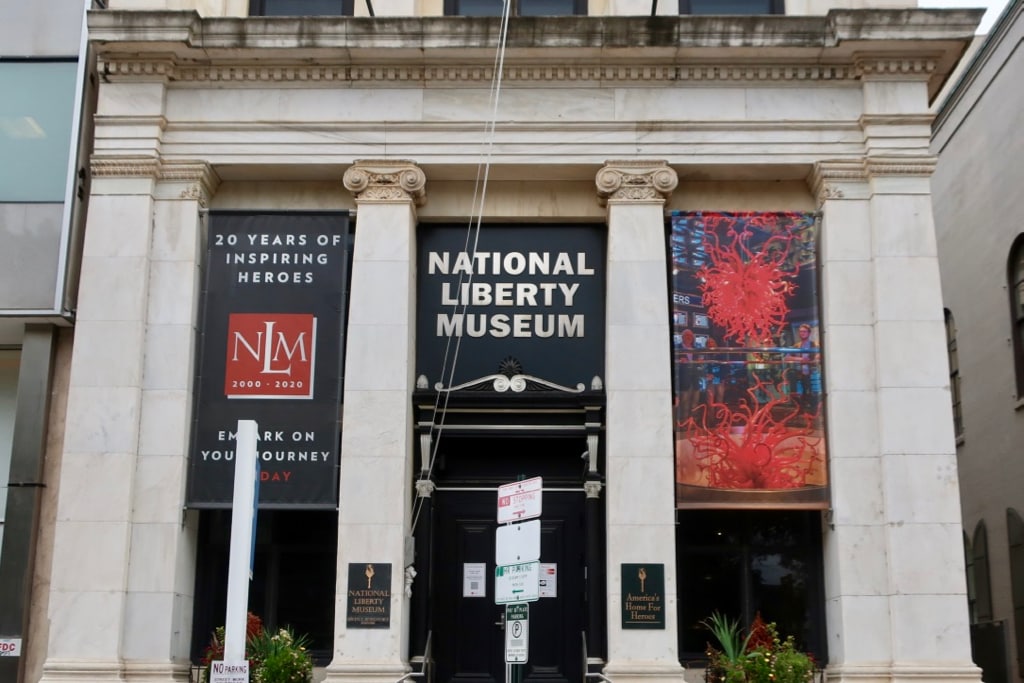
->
[[416, 224, 605, 390]]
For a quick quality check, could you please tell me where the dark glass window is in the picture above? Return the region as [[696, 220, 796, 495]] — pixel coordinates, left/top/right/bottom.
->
[[974, 520, 993, 622], [1007, 509, 1024, 672], [679, 0, 783, 14], [191, 510, 338, 664], [945, 309, 964, 439], [249, 0, 353, 15], [1008, 237, 1024, 400], [445, 0, 585, 15], [677, 510, 826, 663]]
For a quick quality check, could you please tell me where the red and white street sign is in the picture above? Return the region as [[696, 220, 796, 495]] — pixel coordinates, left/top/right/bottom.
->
[[497, 477, 543, 524]]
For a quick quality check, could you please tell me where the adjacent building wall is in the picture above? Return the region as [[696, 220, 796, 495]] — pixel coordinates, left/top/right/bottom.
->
[[933, 1, 1024, 681]]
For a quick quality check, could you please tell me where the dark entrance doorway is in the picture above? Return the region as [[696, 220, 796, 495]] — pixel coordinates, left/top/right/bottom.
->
[[433, 487, 585, 683]]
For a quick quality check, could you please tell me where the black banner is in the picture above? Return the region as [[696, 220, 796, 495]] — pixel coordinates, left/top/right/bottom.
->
[[416, 224, 605, 390], [186, 211, 351, 508]]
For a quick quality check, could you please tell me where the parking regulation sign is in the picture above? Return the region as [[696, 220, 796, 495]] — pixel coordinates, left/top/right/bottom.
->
[[505, 604, 529, 663], [495, 561, 540, 604]]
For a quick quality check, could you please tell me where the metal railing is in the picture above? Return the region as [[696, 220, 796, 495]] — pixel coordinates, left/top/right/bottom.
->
[[394, 631, 433, 683], [581, 632, 613, 683]]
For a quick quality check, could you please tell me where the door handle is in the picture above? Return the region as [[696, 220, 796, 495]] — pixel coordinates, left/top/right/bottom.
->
[[494, 611, 506, 629]]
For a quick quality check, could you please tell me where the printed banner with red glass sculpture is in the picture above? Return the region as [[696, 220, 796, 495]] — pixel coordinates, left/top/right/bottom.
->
[[672, 211, 828, 509]]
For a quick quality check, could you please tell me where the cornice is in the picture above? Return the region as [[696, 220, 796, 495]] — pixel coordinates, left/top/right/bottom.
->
[[596, 160, 678, 206], [98, 58, 911, 86], [808, 156, 938, 204], [90, 156, 221, 204]]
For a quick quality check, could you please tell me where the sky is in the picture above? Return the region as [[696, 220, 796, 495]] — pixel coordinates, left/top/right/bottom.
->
[[917, 0, 1011, 34]]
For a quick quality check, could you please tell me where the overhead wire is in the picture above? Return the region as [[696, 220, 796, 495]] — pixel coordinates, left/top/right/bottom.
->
[[411, 0, 513, 533]]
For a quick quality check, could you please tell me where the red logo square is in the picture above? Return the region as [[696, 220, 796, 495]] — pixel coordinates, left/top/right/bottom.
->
[[224, 313, 316, 399]]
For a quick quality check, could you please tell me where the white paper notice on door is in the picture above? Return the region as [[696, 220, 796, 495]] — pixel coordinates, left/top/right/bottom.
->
[[463, 563, 486, 597], [539, 563, 557, 598]]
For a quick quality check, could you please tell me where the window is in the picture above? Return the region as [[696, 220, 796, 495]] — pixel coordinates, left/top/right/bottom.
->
[[945, 309, 964, 439], [0, 350, 20, 552], [676, 510, 826, 663], [974, 521, 993, 622], [0, 60, 77, 202], [444, 0, 586, 16], [191, 510, 338, 664], [679, 0, 783, 14], [249, 0, 353, 15], [1008, 509, 1024, 673], [1009, 237, 1024, 400]]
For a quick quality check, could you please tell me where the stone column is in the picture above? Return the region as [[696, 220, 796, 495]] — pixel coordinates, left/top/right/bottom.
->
[[121, 162, 219, 683], [327, 160, 426, 683], [40, 156, 161, 683], [595, 161, 683, 683]]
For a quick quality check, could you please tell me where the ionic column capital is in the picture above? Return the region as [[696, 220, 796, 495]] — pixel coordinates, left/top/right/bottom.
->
[[595, 160, 677, 206], [343, 159, 426, 206]]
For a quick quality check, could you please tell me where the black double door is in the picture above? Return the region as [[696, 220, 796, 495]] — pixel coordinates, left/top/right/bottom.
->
[[433, 489, 586, 683]]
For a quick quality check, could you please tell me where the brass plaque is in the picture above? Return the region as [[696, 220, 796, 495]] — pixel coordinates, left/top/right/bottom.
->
[[346, 563, 391, 629]]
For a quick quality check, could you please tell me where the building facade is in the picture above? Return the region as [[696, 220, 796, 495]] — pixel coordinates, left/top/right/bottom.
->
[[932, 2, 1024, 682], [15, 3, 985, 683]]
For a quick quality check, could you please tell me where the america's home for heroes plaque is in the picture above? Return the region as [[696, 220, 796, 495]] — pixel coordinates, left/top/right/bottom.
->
[[621, 563, 665, 629]]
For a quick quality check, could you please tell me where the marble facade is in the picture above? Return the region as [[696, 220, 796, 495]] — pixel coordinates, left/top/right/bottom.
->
[[29, 7, 983, 683]]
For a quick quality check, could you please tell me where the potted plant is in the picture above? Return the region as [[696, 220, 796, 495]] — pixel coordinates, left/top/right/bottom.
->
[[703, 612, 816, 683], [202, 613, 314, 683]]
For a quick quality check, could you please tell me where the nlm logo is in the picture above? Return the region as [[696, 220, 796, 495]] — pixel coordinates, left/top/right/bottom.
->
[[224, 313, 317, 399]]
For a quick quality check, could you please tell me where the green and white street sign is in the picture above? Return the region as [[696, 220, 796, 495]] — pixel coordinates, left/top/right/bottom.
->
[[505, 604, 529, 663], [495, 561, 540, 604]]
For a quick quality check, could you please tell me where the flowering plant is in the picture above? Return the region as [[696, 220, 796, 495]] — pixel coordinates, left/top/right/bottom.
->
[[250, 628, 313, 683], [703, 613, 815, 683], [201, 614, 313, 683]]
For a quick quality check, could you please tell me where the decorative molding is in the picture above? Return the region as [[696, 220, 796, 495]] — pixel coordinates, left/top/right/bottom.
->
[[160, 161, 221, 206], [90, 156, 162, 179], [435, 373, 586, 394], [343, 160, 426, 206], [865, 156, 938, 178], [854, 55, 939, 79], [596, 160, 678, 206], [808, 156, 937, 204], [90, 157, 220, 204], [583, 480, 603, 499], [414, 479, 435, 498], [99, 59, 882, 86], [808, 160, 867, 205]]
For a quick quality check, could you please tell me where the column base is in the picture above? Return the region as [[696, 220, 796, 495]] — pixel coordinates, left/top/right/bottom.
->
[[123, 660, 192, 683], [322, 661, 411, 683], [41, 659, 125, 683], [825, 664, 983, 683], [41, 659, 192, 683], [602, 659, 686, 683]]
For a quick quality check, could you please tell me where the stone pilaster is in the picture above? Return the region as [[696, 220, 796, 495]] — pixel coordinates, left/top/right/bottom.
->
[[866, 158, 979, 683], [326, 160, 426, 683], [809, 160, 892, 683], [41, 157, 161, 683], [809, 157, 981, 683], [123, 162, 219, 683], [596, 160, 684, 683]]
